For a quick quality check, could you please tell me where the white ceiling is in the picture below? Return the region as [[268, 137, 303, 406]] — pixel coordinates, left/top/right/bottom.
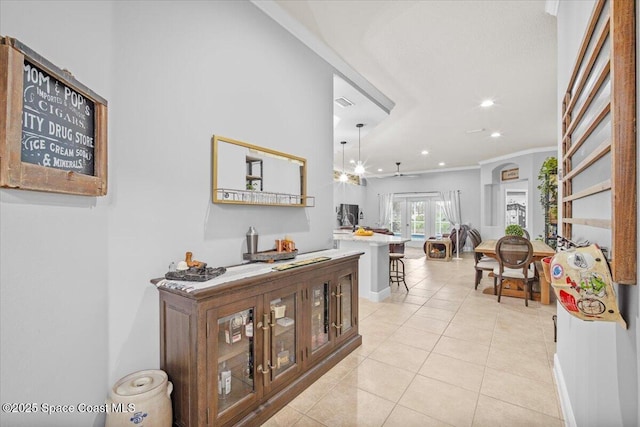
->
[[274, 0, 558, 177]]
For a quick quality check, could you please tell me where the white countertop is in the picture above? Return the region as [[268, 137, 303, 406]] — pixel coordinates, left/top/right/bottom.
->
[[155, 248, 362, 293], [333, 231, 410, 245]]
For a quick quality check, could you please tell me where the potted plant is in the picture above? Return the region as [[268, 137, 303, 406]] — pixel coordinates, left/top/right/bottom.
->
[[505, 224, 524, 237]]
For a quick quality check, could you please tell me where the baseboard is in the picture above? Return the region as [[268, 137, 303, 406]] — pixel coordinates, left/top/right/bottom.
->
[[370, 286, 391, 302], [553, 353, 577, 427]]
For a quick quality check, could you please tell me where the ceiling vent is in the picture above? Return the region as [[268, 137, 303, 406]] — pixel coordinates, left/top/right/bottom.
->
[[334, 97, 354, 108]]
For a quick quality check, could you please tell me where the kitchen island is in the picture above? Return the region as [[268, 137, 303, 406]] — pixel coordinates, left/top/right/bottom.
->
[[333, 230, 410, 301]]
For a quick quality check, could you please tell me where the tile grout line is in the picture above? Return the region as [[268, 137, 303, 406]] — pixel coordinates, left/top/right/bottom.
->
[[267, 253, 562, 426]]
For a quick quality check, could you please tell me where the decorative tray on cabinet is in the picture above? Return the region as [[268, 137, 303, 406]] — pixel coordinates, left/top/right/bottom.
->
[[165, 266, 226, 282], [243, 249, 298, 263]]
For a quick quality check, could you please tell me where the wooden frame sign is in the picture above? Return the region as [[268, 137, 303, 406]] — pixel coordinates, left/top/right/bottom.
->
[[501, 168, 519, 181], [0, 36, 108, 196]]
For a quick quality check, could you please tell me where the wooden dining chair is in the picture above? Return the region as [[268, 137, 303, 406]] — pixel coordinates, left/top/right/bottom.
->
[[494, 235, 535, 306], [469, 229, 499, 290]]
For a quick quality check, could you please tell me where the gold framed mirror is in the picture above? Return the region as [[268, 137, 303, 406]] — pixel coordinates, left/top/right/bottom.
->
[[212, 135, 312, 207]]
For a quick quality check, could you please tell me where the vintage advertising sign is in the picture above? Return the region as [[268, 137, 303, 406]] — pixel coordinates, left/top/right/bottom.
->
[[550, 244, 626, 328], [0, 36, 108, 196], [21, 60, 96, 175]]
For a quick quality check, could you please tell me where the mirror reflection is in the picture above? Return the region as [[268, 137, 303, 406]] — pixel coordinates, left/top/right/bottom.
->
[[213, 136, 307, 206], [505, 190, 527, 229]]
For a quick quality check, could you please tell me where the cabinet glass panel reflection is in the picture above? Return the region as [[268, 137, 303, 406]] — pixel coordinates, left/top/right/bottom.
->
[[217, 308, 254, 412], [340, 275, 353, 333], [271, 293, 296, 377], [311, 282, 329, 352]]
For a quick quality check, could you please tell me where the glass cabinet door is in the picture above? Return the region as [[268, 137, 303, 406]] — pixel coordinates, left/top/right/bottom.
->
[[339, 274, 353, 334], [215, 306, 256, 415], [310, 281, 330, 354], [266, 286, 299, 385], [334, 273, 354, 339]]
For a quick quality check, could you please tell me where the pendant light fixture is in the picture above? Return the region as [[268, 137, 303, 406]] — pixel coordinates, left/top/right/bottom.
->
[[339, 141, 348, 182], [354, 123, 365, 175]]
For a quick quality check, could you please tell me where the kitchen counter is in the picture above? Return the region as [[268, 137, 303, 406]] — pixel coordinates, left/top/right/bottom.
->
[[333, 231, 410, 301], [333, 231, 409, 245]]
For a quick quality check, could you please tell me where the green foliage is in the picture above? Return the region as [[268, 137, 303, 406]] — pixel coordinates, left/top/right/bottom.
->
[[537, 157, 558, 206], [505, 224, 524, 237], [538, 156, 558, 176]]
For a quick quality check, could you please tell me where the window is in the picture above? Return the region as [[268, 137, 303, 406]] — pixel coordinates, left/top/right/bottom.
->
[[391, 196, 453, 240], [435, 202, 451, 236], [391, 198, 426, 240], [410, 200, 425, 238]]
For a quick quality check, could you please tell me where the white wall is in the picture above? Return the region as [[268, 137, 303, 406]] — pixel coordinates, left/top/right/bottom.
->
[[0, 2, 113, 427], [363, 168, 482, 234], [333, 180, 368, 227], [479, 149, 556, 240], [555, 1, 639, 426], [0, 1, 335, 426], [338, 155, 555, 246]]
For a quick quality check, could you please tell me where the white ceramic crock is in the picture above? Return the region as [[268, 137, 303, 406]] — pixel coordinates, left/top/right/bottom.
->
[[105, 369, 172, 427]]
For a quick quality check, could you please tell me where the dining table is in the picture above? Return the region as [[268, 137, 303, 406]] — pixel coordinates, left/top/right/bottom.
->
[[475, 239, 556, 304]]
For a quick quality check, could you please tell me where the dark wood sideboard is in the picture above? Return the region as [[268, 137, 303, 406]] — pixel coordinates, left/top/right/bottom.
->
[[156, 253, 362, 426]]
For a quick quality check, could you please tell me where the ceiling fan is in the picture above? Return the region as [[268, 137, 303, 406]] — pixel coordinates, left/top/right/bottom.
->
[[393, 162, 418, 178]]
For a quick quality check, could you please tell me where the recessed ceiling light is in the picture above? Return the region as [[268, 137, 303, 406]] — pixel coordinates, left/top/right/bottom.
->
[[438, 162, 445, 166], [491, 132, 501, 138], [349, 159, 355, 164], [480, 99, 494, 108], [377, 168, 383, 172], [421, 150, 429, 155]]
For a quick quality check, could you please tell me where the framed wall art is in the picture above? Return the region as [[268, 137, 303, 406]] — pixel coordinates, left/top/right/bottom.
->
[[501, 168, 519, 181], [0, 36, 108, 196]]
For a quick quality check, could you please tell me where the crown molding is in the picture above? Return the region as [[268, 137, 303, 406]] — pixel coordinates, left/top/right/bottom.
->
[[477, 146, 558, 166]]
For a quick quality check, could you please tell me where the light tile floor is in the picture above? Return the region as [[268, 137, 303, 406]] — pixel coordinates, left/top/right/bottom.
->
[[263, 249, 562, 427]]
